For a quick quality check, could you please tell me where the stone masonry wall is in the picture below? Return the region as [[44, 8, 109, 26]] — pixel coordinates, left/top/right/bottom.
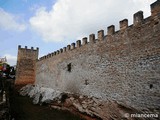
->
[[16, 46, 39, 85], [36, 1, 160, 110]]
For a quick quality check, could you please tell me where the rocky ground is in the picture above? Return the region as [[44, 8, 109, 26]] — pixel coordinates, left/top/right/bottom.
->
[[1, 80, 85, 120], [19, 84, 160, 120], [1, 79, 159, 120], [10, 90, 84, 120]]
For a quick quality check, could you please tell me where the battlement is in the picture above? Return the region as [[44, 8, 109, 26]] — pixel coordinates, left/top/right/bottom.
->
[[37, 0, 160, 61], [151, 0, 160, 16], [18, 45, 39, 51]]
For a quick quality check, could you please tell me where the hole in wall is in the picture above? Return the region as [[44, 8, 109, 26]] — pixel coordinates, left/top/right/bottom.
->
[[150, 84, 153, 89], [85, 79, 89, 85], [67, 63, 71, 72], [154, 21, 159, 25]]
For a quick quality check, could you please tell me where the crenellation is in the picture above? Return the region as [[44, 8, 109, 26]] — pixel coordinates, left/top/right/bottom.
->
[[33, 0, 160, 64], [18, 45, 21, 49], [151, 0, 160, 16], [120, 19, 128, 30], [57, 50, 60, 54], [51, 52, 54, 56], [18, 45, 38, 51], [60, 48, 63, 53], [98, 30, 104, 41], [89, 34, 95, 43], [33, 1, 159, 62], [63, 47, 66, 52], [18, 46, 39, 51], [82, 37, 88, 45], [76, 40, 81, 48], [107, 25, 115, 35], [71, 43, 75, 49], [54, 51, 57, 55], [48, 53, 52, 57], [67, 45, 71, 51], [133, 11, 144, 26], [17, 1, 160, 66]]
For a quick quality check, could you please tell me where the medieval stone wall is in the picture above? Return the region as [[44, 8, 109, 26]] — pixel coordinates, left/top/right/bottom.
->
[[35, 0, 160, 110], [16, 46, 39, 85]]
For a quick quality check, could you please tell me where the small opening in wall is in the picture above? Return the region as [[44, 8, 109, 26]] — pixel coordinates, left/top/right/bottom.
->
[[67, 63, 71, 72], [150, 84, 153, 89], [154, 21, 159, 25], [85, 79, 89, 85]]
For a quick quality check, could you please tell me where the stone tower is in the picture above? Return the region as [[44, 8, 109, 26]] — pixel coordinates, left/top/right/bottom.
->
[[15, 45, 39, 85]]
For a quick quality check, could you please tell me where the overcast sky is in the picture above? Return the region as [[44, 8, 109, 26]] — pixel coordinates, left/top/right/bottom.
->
[[0, 0, 156, 65]]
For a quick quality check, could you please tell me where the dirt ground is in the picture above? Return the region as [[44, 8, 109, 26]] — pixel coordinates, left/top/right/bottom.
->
[[10, 90, 84, 120]]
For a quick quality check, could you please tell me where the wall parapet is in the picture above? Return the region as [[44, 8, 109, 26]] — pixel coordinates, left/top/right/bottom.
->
[[38, 0, 160, 61], [18, 45, 39, 51]]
